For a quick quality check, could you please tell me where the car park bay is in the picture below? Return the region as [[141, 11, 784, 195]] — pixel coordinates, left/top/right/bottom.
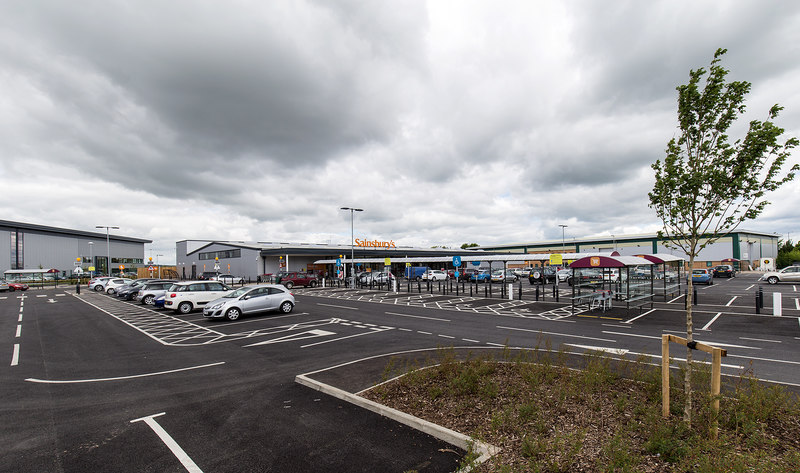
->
[[2, 273, 800, 472]]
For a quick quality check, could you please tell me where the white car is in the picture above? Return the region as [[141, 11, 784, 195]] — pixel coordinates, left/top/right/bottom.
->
[[761, 266, 800, 284], [212, 274, 244, 284], [421, 270, 449, 281], [89, 276, 114, 292], [104, 278, 134, 295], [164, 281, 232, 314]]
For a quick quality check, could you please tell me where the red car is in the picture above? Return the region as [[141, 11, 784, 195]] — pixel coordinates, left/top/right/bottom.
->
[[279, 272, 319, 289], [7, 282, 29, 292]]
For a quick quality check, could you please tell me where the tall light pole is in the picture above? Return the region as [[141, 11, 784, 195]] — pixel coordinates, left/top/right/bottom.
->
[[340, 207, 363, 287], [88, 241, 94, 277], [559, 224, 568, 253], [96, 225, 119, 276]]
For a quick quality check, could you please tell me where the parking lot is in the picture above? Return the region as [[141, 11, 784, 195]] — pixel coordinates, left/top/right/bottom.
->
[[2, 272, 799, 472]]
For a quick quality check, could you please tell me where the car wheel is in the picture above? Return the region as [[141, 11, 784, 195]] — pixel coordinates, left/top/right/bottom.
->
[[225, 308, 241, 321], [9, 287, 15, 292], [106, 288, 116, 294], [280, 301, 294, 314], [94, 285, 103, 292], [177, 302, 193, 314], [309, 280, 317, 288], [767, 276, 778, 285], [143, 295, 155, 305], [284, 281, 294, 289]]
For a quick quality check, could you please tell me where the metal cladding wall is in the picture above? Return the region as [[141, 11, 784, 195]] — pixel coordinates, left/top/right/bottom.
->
[[181, 243, 261, 278], [23, 233, 144, 272], [0, 230, 10, 270]]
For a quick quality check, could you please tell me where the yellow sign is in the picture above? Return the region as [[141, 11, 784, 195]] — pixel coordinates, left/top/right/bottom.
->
[[550, 254, 563, 265], [405, 263, 411, 267], [89, 266, 95, 271], [384, 257, 391, 266]]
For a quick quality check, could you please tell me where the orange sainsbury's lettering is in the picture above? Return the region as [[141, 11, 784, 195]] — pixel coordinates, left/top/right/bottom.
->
[[354, 238, 397, 249]]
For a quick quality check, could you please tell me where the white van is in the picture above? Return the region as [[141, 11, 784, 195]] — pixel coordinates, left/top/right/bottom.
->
[[164, 281, 232, 314]]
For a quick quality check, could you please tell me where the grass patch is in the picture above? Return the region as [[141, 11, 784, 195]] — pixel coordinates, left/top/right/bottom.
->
[[363, 346, 800, 472]]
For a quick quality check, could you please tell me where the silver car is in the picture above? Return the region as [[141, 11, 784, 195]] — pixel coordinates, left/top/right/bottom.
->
[[136, 280, 178, 305], [203, 284, 295, 321]]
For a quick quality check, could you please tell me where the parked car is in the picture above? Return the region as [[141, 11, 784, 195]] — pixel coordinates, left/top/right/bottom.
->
[[760, 266, 800, 285], [491, 270, 518, 283], [421, 270, 449, 281], [712, 265, 736, 278], [404, 266, 429, 280], [567, 269, 604, 286], [6, 282, 29, 292], [104, 278, 134, 295], [89, 276, 114, 292], [529, 266, 557, 284], [136, 280, 178, 305], [280, 272, 318, 289], [164, 281, 232, 314], [471, 269, 492, 283], [512, 268, 531, 278], [457, 269, 477, 282], [0, 280, 9, 292], [153, 294, 166, 308], [203, 284, 295, 321], [212, 274, 244, 284], [370, 272, 396, 284], [116, 278, 161, 300], [689, 269, 713, 285]]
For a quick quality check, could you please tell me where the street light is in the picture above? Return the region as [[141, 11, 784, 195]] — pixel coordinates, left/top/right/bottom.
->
[[559, 224, 568, 252], [340, 207, 363, 287], [96, 225, 119, 276], [88, 241, 94, 277]]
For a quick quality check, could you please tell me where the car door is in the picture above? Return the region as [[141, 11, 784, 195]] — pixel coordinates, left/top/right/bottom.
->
[[783, 266, 800, 282], [238, 287, 270, 313]]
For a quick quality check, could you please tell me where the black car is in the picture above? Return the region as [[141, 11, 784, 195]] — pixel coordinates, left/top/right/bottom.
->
[[529, 266, 557, 284], [712, 265, 735, 278]]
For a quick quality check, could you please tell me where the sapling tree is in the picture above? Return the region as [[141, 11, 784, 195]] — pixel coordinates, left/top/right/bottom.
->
[[649, 48, 798, 423]]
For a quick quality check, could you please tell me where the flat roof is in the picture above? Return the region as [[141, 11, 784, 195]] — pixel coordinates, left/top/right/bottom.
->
[[0, 219, 151, 244]]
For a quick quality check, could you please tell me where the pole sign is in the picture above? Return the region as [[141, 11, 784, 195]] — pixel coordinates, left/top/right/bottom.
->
[[336, 258, 342, 267], [550, 254, 563, 266], [384, 257, 391, 266], [471, 261, 481, 266], [452, 256, 462, 267]]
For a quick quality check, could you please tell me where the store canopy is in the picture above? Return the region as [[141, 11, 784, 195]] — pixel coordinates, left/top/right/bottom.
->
[[314, 251, 619, 265], [637, 254, 685, 264], [569, 255, 653, 268]]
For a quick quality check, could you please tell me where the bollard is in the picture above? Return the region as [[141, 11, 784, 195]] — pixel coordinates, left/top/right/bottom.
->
[[755, 292, 760, 314], [76, 282, 80, 294], [758, 286, 764, 309], [535, 286, 539, 301], [555, 284, 559, 302], [484, 286, 488, 298], [508, 283, 513, 301], [470, 284, 473, 297], [519, 281, 523, 301], [693, 287, 698, 305]]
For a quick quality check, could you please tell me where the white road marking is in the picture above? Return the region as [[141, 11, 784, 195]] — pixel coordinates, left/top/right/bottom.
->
[[398, 328, 412, 332], [417, 331, 432, 335], [497, 325, 616, 343], [25, 362, 225, 384], [437, 334, 455, 339], [667, 294, 685, 304], [745, 284, 755, 291], [47, 299, 56, 303], [603, 331, 761, 350], [462, 338, 480, 343], [486, 342, 505, 347], [18, 314, 22, 322], [795, 298, 799, 311], [602, 324, 631, 329], [11, 344, 20, 366], [700, 313, 723, 331], [16, 325, 21, 337], [739, 337, 781, 343], [130, 413, 203, 473], [243, 329, 335, 347], [316, 303, 359, 310], [36, 294, 46, 298], [301, 329, 388, 348], [565, 344, 629, 355], [725, 296, 738, 307], [385, 311, 450, 322], [728, 354, 800, 366], [19, 306, 23, 312], [624, 309, 656, 324]]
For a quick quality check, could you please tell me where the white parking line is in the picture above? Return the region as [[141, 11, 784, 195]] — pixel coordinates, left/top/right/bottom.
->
[[131, 413, 203, 473], [316, 303, 359, 310], [417, 331, 432, 335], [301, 329, 387, 348], [667, 294, 685, 304], [15, 325, 21, 337], [17, 313, 22, 322], [26, 362, 226, 384], [739, 337, 781, 343], [745, 284, 755, 291], [437, 334, 455, 339], [700, 313, 722, 331], [795, 298, 799, 311], [498, 325, 616, 343], [624, 309, 655, 324], [725, 296, 738, 307], [486, 342, 505, 347], [462, 338, 480, 343], [385, 311, 450, 322], [604, 331, 761, 350], [11, 344, 19, 366]]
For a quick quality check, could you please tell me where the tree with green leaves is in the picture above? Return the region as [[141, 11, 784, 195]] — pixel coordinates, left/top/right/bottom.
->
[[461, 243, 480, 249], [649, 48, 798, 423]]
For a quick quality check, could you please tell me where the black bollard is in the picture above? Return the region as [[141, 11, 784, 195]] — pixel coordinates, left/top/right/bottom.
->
[[484, 286, 488, 298], [693, 287, 698, 305], [535, 286, 539, 301], [76, 282, 80, 294], [755, 292, 760, 314], [758, 286, 764, 309], [519, 281, 522, 300]]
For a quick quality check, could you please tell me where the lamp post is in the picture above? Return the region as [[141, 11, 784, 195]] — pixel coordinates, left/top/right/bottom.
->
[[88, 241, 94, 277], [559, 224, 568, 252], [96, 226, 119, 276], [340, 207, 363, 287], [156, 254, 164, 279]]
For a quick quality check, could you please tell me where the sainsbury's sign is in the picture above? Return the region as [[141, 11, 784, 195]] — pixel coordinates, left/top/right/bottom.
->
[[355, 238, 397, 249]]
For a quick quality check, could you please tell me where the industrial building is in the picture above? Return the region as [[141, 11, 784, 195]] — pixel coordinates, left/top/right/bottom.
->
[[0, 219, 151, 277]]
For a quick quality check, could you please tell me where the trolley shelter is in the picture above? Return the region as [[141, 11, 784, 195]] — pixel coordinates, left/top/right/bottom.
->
[[569, 255, 655, 314], [637, 254, 685, 301]]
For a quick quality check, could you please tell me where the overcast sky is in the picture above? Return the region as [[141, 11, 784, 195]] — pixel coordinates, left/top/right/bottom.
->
[[2, 0, 799, 263]]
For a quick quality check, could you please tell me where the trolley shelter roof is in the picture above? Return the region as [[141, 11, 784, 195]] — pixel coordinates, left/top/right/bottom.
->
[[569, 255, 654, 268], [637, 254, 685, 264], [314, 252, 618, 265]]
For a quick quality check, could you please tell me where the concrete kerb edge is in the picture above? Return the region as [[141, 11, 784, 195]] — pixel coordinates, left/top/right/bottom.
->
[[294, 374, 500, 469]]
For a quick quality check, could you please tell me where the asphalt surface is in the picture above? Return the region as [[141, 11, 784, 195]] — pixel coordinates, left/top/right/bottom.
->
[[2, 272, 799, 472]]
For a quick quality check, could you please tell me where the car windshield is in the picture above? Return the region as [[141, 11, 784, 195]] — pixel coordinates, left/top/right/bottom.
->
[[692, 270, 706, 275], [224, 287, 252, 298]]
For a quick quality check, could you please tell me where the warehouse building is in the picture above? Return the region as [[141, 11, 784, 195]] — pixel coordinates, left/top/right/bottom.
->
[[0, 219, 151, 277]]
